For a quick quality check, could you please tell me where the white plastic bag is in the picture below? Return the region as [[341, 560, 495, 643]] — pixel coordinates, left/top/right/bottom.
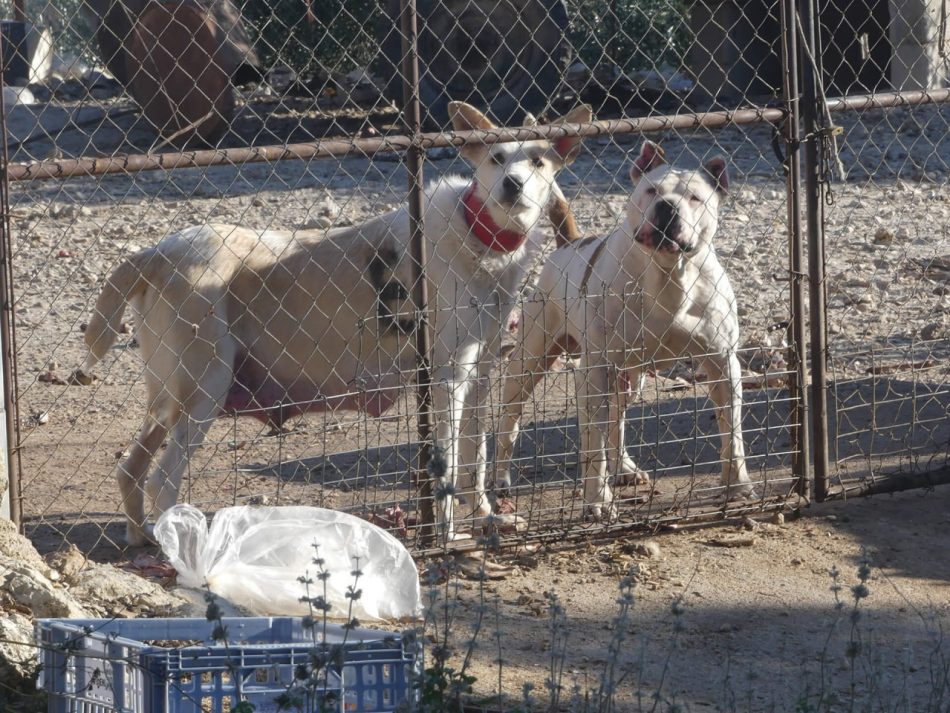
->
[[154, 504, 422, 621]]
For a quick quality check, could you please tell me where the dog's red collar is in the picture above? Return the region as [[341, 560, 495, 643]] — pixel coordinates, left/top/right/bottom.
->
[[463, 184, 528, 253]]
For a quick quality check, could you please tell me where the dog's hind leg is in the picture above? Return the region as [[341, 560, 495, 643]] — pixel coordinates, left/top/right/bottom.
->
[[119, 406, 174, 547], [576, 346, 618, 521], [144, 346, 235, 534], [145, 395, 224, 532], [703, 351, 754, 498], [493, 301, 561, 493]]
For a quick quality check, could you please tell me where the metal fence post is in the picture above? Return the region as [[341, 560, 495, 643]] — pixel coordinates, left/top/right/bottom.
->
[[0, 31, 21, 526], [798, 0, 831, 501], [400, 0, 436, 541], [780, 0, 811, 499]]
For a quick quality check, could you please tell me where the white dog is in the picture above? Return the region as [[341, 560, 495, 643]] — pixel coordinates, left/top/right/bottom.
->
[[77, 101, 591, 545], [493, 140, 753, 519]]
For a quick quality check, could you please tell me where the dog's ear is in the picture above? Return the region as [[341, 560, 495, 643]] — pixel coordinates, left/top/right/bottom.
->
[[703, 156, 730, 195], [449, 101, 496, 161], [630, 141, 666, 182], [549, 104, 592, 164]]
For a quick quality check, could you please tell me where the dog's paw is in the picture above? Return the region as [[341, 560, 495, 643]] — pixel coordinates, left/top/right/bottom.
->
[[724, 481, 757, 500], [615, 465, 650, 486], [481, 513, 527, 536], [125, 522, 157, 548], [493, 471, 513, 495], [68, 369, 96, 386], [583, 501, 618, 523]]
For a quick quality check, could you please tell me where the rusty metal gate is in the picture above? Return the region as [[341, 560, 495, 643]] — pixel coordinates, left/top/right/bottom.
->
[[0, 0, 947, 562]]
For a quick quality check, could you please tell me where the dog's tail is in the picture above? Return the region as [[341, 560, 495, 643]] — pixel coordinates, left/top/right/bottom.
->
[[73, 251, 153, 383]]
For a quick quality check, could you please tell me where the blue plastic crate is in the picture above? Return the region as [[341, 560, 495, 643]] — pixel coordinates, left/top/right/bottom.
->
[[36, 617, 419, 713]]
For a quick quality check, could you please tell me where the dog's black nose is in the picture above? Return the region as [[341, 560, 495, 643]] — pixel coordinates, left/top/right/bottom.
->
[[502, 175, 523, 200], [653, 199, 681, 242]]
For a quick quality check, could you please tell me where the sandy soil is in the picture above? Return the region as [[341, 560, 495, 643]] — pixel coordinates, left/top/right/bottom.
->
[[2, 92, 949, 710], [444, 484, 950, 710]]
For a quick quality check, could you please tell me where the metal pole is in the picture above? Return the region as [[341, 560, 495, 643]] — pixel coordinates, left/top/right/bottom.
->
[[798, 0, 831, 501], [6, 91, 950, 183], [5, 107, 799, 182], [400, 0, 435, 542], [0, 29, 22, 527], [780, 0, 810, 498]]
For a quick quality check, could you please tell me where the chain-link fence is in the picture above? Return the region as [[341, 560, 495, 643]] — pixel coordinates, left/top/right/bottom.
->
[[0, 0, 946, 569]]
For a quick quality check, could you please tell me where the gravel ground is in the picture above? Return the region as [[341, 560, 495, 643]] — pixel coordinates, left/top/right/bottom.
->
[[1, 91, 948, 711]]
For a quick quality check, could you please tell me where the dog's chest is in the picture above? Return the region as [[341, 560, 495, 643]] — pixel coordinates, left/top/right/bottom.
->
[[430, 229, 534, 300]]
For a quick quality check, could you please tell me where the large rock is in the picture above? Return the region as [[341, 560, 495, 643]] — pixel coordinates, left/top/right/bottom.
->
[[0, 612, 35, 692], [0, 518, 49, 572], [1, 561, 89, 619], [69, 563, 189, 617]]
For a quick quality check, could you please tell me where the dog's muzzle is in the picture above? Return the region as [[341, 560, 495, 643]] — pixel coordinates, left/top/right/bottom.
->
[[502, 175, 524, 203], [636, 200, 694, 254]]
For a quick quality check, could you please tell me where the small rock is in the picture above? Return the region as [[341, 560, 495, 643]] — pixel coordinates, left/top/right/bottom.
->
[[302, 216, 333, 230], [705, 535, 756, 548], [634, 540, 661, 558], [772, 512, 785, 525], [248, 494, 270, 505], [38, 371, 67, 385], [921, 321, 948, 341], [872, 227, 894, 244], [56, 249, 74, 258], [315, 195, 340, 218], [740, 517, 758, 531], [44, 543, 87, 581]]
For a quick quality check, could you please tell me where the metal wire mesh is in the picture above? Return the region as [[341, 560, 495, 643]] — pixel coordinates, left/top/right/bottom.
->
[[0, 0, 945, 568]]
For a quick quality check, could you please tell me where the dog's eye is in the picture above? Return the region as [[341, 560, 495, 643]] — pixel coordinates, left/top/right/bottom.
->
[[688, 193, 703, 204], [532, 157, 545, 168], [490, 153, 505, 165]]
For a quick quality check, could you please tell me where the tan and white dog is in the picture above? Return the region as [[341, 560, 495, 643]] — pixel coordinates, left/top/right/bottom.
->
[[493, 141, 753, 519], [77, 101, 591, 546]]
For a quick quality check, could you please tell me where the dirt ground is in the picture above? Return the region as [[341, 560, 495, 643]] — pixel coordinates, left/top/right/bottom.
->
[[7, 100, 949, 563], [2, 90, 949, 710], [447, 484, 950, 710]]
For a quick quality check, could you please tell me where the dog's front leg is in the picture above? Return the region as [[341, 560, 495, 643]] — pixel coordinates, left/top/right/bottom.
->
[[431, 359, 477, 543], [576, 354, 617, 521], [456, 364, 491, 525], [704, 351, 754, 498], [609, 369, 649, 486]]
